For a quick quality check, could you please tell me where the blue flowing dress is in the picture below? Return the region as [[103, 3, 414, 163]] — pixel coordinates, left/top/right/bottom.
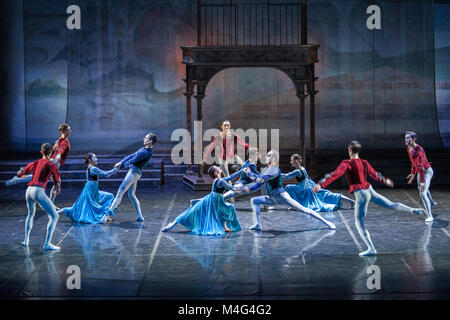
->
[[175, 178, 242, 236], [63, 166, 117, 224], [282, 169, 342, 212]]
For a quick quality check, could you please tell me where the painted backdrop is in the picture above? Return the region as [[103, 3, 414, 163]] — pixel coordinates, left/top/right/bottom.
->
[[0, 0, 448, 154]]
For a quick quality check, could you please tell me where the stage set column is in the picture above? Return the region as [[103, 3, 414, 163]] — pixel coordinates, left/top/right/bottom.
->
[[183, 88, 194, 175], [194, 84, 206, 183]]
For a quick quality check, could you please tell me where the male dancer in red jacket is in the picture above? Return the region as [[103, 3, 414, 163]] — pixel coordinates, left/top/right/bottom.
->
[[314, 141, 425, 256], [405, 131, 436, 222], [18, 143, 61, 250], [202, 120, 250, 177]]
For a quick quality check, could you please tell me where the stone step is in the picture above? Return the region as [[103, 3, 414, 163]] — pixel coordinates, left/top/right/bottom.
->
[[0, 169, 187, 180], [0, 160, 193, 172], [0, 174, 184, 189]]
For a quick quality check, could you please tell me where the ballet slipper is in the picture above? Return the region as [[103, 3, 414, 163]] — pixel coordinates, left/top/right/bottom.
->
[[359, 248, 377, 256], [248, 224, 262, 231], [43, 243, 61, 250]]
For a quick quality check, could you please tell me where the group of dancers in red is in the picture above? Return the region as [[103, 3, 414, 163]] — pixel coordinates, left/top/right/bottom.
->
[[6, 120, 436, 256]]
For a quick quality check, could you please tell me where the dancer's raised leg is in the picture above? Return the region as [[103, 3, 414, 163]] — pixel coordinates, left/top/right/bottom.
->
[[369, 186, 425, 216], [280, 192, 336, 230]]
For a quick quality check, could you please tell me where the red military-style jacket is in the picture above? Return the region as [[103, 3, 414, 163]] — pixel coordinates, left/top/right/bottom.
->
[[203, 132, 250, 162], [18, 158, 61, 192], [51, 137, 70, 166], [407, 144, 431, 184]]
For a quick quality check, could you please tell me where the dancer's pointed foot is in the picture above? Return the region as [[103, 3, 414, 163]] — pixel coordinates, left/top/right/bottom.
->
[[43, 243, 61, 250], [100, 215, 108, 224], [136, 215, 145, 222], [248, 224, 262, 231], [224, 227, 232, 233], [5, 176, 19, 186], [425, 216, 434, 223], [287, 207, 294, 211], [431, 200, 437, 207], [21, 241, 29, 247], [359, 248, 377, 256], [161, 221, 176, 232], [161, 225, 172, 232], [412, 208, 425, 215], [324, 220, 336, 230]]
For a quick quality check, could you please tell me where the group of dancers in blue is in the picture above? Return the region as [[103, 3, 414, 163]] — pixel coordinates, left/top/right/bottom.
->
[[161, 147, 354, 235]]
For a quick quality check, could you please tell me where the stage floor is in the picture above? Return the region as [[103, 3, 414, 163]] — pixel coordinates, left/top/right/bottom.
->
[[0, 185, 449, 299]]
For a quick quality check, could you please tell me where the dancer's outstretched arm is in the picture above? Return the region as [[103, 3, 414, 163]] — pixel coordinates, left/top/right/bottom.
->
[[318, 161, 350, 189], [246, 166, 278, 183], [202, 135, 220, 164], [365, 161, 393, 187], [281, 169, 304, 180], [234, 133, 250, 150], [50, 163, 61, 195], [217, 179, 243, 192], [17, 161, 37, 177], [119, 148, 148, 170], [223, 168, 243, 182]]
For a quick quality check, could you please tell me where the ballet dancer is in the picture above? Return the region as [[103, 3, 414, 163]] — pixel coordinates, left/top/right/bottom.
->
[[58, 153, 118, 224], [18, 143, 61, 250], [6, 123, 71, 204], [202, 120, 250, 177], [161, 165, 246, 235], [222, 147, 261, 202], [313, 140, 425, 256], [405, 131, 436, 222], [282, 154, 355, 212], [106, 133, 157, 221], [245, 150, 336, 231]]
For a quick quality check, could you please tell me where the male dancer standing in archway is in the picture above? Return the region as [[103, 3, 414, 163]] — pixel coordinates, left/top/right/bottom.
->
[[202, 120, 250, 177]]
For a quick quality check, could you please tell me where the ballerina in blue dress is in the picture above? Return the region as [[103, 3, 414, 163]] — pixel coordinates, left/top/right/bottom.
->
[[282, 154, 354, 212], [161, 166, 247, 236], [57, 153, 118, 224]]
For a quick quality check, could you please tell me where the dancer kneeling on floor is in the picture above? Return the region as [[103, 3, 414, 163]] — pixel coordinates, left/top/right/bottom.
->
[[58, 153, 118, 224]]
